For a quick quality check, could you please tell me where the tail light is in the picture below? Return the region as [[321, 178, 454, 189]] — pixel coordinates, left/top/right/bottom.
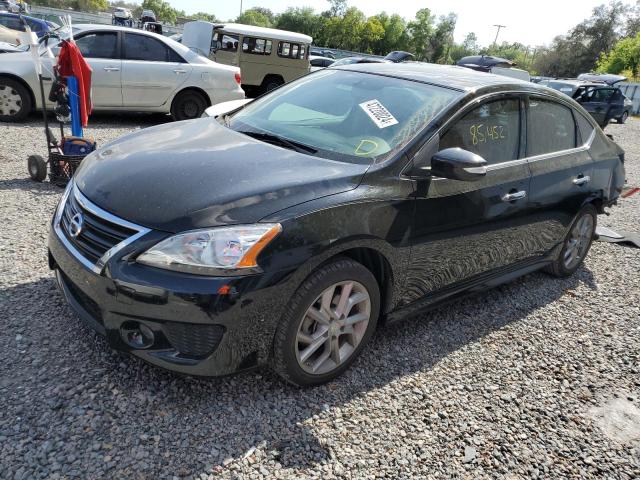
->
[[234, 72, 241, 85]]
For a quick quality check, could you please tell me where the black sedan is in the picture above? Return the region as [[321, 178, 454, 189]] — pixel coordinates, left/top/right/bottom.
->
[[49, 63, 626, 386]]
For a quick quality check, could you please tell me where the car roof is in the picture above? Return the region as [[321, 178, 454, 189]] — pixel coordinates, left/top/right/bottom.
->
[[338, 62, 535, 91], [214, 23, 312, 44], [74, 23, 163, 37]]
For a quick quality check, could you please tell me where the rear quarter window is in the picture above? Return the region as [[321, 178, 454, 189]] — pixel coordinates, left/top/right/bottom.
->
[[575, 112, 595, 144]]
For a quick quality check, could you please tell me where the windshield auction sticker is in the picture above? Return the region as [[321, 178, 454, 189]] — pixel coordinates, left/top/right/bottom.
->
[[359, 99, 399, 129]]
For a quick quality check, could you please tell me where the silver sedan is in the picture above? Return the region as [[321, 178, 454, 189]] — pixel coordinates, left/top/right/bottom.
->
[[0, 24, 245, 122]]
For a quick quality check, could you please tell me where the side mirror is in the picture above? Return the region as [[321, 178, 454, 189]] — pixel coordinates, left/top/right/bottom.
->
[[430, 148, 487, 181]]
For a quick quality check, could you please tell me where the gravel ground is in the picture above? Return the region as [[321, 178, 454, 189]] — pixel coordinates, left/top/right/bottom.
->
[[0, 113, 639, 480]]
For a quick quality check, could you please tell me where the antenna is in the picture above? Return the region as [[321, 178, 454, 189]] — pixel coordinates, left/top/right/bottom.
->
[[493, 24, 506, 45]]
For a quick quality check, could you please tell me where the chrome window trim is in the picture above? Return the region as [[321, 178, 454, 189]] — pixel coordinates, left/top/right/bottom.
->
[[54, 181, 151, 275]]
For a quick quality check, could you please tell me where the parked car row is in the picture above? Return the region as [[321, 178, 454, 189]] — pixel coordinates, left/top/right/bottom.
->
[[540, 77, 632, 126], [0, 24, 244, 122]]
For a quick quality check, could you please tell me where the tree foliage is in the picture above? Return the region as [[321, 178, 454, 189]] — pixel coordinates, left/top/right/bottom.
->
[[534, 1, 634, 77], [598, 32, 640, 79], [236, 8, 273, 28]]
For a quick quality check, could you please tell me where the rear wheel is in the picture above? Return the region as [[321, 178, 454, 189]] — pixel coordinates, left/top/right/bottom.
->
[[262, 76, 284, 94], [0, 78, 32, 122], [272, 258, 380, 387], [618, 111, 628, 124], [27, 154, 47, 182], [170, 90, 208, 121], [545, 204, 597, 278]]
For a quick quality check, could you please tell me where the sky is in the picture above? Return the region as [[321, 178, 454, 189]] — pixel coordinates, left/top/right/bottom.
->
[[164, 0, 636, 47]]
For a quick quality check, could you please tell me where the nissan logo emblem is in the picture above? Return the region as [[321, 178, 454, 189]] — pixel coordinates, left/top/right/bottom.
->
[[69, 213, 84, 238]]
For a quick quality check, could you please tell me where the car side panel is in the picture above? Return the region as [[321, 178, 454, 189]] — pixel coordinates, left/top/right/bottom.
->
[[526, 147, 595, 254], [259, 177, 415, 314]]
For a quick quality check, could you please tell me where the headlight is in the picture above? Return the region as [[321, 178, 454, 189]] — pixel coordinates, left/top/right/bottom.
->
[[136, 224, 281, 275]]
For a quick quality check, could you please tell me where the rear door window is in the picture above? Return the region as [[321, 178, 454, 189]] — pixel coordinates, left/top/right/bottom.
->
[[527, 98, 576, 156], [439, 98, 521, 164], [75, 32, 118, 59], [123, 33, 171, 61]]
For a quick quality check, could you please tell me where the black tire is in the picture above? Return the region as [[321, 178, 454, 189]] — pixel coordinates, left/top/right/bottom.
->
[[262, 77, 284, 94], [272, 258, 380, 387], [618, 111, 628, 124], [545, 204, 597, 278], [27, 154, 47, 182], [0, 77, 32, 122], [170, 90, 208, 121]]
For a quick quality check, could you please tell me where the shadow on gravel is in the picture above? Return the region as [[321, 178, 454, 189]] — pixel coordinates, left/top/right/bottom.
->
[[0, 266, 597, 477], [22, 111, 172, 130], [0, 177, 63, 195]]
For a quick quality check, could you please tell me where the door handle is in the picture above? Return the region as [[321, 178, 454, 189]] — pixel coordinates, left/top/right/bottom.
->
[[573, 175, 591, 186], [173, 69, 187, 74], [501, 190, 526, 202], [103, 67, 120, 72]]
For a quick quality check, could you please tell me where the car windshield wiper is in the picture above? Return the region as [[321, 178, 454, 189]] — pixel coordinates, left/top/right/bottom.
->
[[239, 131, 317, 154]]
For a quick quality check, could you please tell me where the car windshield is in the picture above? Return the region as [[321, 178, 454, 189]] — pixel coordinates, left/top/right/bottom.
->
[[228, 69, 461, 162]]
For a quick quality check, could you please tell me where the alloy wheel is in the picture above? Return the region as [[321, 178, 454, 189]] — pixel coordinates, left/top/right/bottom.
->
[[295, 280, 371, 375], [563, 214, 594, 269], [0, 84, 22, 117]]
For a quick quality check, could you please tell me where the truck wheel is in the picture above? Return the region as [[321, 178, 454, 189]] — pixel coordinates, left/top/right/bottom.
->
[[28, 155, 47, 182], [0, 77, 32, 122], [262, 77, 284, 94]]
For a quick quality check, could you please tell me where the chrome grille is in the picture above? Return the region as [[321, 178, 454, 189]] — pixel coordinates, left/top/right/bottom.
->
[[54, 183, 151, 274]]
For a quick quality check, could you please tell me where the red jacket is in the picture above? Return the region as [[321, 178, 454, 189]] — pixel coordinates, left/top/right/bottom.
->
[[57, 40, 93, 127]]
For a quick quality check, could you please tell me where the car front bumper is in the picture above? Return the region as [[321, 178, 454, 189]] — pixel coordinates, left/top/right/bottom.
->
[[48, 226, 296, 377]]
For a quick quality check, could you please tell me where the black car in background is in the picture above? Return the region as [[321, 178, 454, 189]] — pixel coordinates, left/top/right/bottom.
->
[[542, 78, 633, 126], [49, 63, 626, 386]]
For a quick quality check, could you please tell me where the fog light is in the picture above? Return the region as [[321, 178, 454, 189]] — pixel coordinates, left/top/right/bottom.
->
[[121, 322, 154, 349]]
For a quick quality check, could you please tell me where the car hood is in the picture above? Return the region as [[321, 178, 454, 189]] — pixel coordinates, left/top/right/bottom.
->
[[74, 119, 371, 233]]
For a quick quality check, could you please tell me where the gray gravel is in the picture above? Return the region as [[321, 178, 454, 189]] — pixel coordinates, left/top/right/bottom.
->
[[1, 113, 639, 479]]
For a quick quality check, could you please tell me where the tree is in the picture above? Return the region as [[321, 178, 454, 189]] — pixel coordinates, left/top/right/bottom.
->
[[141, 0, 178, 24], [276, 7, 327, 44], [598, 32, 640, 79], [450, 32, 478, 63], [360, 17, 384, 53], [534, 0, 630, 76], [327, 0, 347, 17], [76, 0, 107, 10], [370, 12, 409, 55], [187, 12, 217, 22], [428, 13, 456, 63], [236, 8, 272, 27], [323, 7, 366, 51], [408, 8, 435, 61]]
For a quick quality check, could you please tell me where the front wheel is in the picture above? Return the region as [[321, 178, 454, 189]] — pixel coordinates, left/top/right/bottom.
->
[[272, 258, 380, 387], [545, 204, 597, 278]]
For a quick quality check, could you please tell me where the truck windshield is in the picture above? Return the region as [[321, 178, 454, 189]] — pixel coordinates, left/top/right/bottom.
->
[[228, 69, 461, 162]]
